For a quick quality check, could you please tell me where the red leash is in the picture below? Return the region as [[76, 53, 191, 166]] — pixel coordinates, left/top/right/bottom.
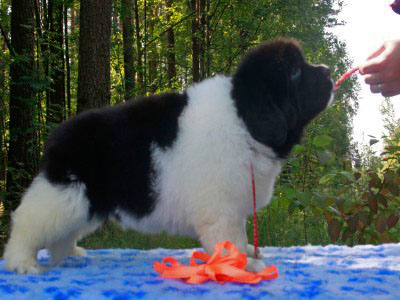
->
[[250, 164, 259, 258], [334, 67, 359, 91], [250, 65, 360, 258]]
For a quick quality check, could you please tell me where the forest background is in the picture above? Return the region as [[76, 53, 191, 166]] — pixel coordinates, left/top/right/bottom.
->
[[1, 0, 400, 255]]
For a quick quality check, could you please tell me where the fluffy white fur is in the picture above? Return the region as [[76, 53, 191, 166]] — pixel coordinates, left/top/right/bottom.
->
[[117, 76, 281, 252], [4, 176, 96, 274], [4, 76, 282, 274]]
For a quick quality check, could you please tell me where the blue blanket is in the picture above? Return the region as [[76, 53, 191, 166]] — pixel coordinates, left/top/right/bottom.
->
[[1, 244, 400, 299]]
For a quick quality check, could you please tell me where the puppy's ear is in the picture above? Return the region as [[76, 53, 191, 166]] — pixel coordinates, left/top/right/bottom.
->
[[239, 92, 288, 148]]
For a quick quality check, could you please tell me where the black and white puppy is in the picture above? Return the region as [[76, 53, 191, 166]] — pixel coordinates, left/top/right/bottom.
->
[[4, 39, 333, 274]]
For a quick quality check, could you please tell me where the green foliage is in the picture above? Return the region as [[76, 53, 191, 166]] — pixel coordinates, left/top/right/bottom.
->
[[259, 129, 400, 247], [1, 0, 382, 252], [321, 139, 400, 245]]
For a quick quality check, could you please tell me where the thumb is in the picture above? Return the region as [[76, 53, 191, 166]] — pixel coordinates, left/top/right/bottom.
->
[[367, 44, 385, 60]]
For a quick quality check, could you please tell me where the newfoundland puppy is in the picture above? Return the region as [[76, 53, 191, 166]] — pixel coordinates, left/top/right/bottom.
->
[[4, 39, 333, 274]]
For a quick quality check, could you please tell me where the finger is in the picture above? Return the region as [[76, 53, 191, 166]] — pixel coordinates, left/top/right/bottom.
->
[[360, 44, 388, 75], [382, 90, 400, 98], [360, 58, 386, 75], [369, 82, 392, 94], [380, 82, 400, 97], [364, 73, 385, 85], [370, 84, 382, 94]]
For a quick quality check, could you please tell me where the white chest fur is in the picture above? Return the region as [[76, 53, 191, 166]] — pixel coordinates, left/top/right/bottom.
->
[[116, 76, 281, 238]]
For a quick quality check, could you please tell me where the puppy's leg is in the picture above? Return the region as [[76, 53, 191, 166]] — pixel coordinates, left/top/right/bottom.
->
[[3, 218, 44, 275], [69, 244, 87, 257], [195, 216, 266, 272], [49, 236, 88, 266], [4, 175, 91, 274], [69, 220, 103, 257], [49, 231, 81, 266], [49, 219, 101, 265], [196, 217, 266, 272], [196, 218, 245, 254], [246, 244, 263, 259]]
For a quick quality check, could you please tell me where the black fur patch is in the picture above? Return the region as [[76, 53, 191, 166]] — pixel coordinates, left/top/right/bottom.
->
[[40, 92, 188, 219], [40, 39, 332, 223], [231, 39, 333, 158]]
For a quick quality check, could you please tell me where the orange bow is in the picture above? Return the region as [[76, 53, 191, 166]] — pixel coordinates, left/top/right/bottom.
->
[[153, 241, 279, 284]]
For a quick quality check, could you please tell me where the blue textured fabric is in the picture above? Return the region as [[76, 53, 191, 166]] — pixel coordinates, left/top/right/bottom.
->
[[1, 244, 400, 299]]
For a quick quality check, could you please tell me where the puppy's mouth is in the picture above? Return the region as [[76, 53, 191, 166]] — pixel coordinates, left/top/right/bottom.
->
[[319, 74, 335, 107], [318, 65, 335, 96], [321, 74, 334, 92], [325, 80, 335, 107], [327, 84, 335, 106], [332, 84, 339, 93]]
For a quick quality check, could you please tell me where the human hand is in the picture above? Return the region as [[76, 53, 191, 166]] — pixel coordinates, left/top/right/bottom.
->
[[359, 40, 400, 97]]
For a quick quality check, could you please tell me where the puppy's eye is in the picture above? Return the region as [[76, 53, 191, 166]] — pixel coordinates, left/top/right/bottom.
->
[[290, 68, 301, 81]]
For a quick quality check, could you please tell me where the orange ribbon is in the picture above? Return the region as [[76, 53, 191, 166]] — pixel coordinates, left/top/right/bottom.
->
[[153, 241, 279, 284]]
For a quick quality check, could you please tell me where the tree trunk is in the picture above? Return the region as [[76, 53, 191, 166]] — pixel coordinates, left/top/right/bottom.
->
[[121, 0, 135, 100], [165, 0, 176, 88], [143, 0, 147, 95], [77, 0, 112, 113], [134, 0, 144, 96], [71, 2, 76, 29], [191, 0, 200, 83], [112, 6, 124, 103], [147, 6, 157, 94], [33, 0, 43, 172], [64, 3, 71, 117], [48, 0, 65, 125], [44, 0, 50, 115], [199, 0, 206, 80], [0, 41, 6, 189], [205, 0, 210, 78], [6, 0, 36, 209], [70, 1, 76, 69], [33, 0, 43, 45]]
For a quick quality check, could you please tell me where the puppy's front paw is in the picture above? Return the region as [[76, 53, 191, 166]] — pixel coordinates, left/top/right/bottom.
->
[[246, 257, 266, 273], [246, 244, 263, 259]]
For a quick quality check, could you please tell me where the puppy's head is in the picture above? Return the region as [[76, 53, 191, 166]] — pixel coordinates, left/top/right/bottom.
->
[[232, 39, 333, 158]]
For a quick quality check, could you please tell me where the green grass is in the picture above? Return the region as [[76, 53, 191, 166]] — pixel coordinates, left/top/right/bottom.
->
[[0, 222, 200, 258], [0, 202, 337, 258], [79, 222, 200, 250], [0, 212, 324, 259], [0, 208, 331, 259]]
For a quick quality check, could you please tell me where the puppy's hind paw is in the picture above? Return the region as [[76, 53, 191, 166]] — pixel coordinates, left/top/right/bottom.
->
[[5, 258, 44, 275], [70, 246, 87, 257], [246, 257, 266, 273]]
